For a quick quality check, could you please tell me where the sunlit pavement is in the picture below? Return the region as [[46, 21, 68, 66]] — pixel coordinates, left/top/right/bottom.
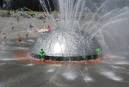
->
[[0, 17, 129, 87], [0, 35, 129, 87], [0, 47, 129, 87], [0, 62, 129, 87], [0, 37, 129, 87]]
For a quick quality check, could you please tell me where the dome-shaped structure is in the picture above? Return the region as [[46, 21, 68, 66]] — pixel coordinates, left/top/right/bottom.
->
[[31, 28, 101, 60]]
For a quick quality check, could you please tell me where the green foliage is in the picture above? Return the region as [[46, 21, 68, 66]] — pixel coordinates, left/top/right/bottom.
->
[[38, 49, 45, 59], [95, 48, 102, 55]]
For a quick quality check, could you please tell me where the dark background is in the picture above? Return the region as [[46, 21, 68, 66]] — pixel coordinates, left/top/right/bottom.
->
[[0, 0, 55, 11]]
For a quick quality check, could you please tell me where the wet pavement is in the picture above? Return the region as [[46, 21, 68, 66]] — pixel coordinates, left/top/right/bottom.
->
[[0, 17, 129, 87], [0, 63, 129, 87], [0, 35, 129, 87], [0, 36, 129, 87], [0, 41, 129, 87]]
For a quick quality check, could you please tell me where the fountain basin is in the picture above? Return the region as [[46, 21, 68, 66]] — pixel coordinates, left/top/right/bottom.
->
[[31, 28, 102, 61]]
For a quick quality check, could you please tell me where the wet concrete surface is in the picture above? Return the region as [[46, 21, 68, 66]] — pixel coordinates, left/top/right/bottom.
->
[[0, 17, 129, 87], [0, 63, 129, 87], [0, 37, 129, 87], [0, 38, 129, 87]]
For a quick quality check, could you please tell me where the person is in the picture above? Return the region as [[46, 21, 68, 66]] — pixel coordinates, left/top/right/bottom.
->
[[38, 49, 46, 61], [11, 26, 14, 31], [16, 16, 20, 22], [35, 26, 51, 33], [29, 24, 34, 28], [47, 25, 51, 32], [26, 33, 29, 39], [3, 32, 7, 41], [16, 34, 23, 43]]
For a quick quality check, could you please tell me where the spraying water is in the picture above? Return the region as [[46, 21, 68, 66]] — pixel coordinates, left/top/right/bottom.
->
[[0, 0, 129, 86], [34, 0, 129, 60], [35, 0, 129, 84]]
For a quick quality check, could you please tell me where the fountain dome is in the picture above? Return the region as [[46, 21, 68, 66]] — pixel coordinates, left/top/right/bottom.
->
[[31, 27, 101, 60]]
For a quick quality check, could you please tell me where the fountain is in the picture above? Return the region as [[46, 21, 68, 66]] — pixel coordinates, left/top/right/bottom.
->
[[31, 0, 103, 61], [30, 0, 129, 63], [0, 0, 128, 63], [0, 0, 129, 86]]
